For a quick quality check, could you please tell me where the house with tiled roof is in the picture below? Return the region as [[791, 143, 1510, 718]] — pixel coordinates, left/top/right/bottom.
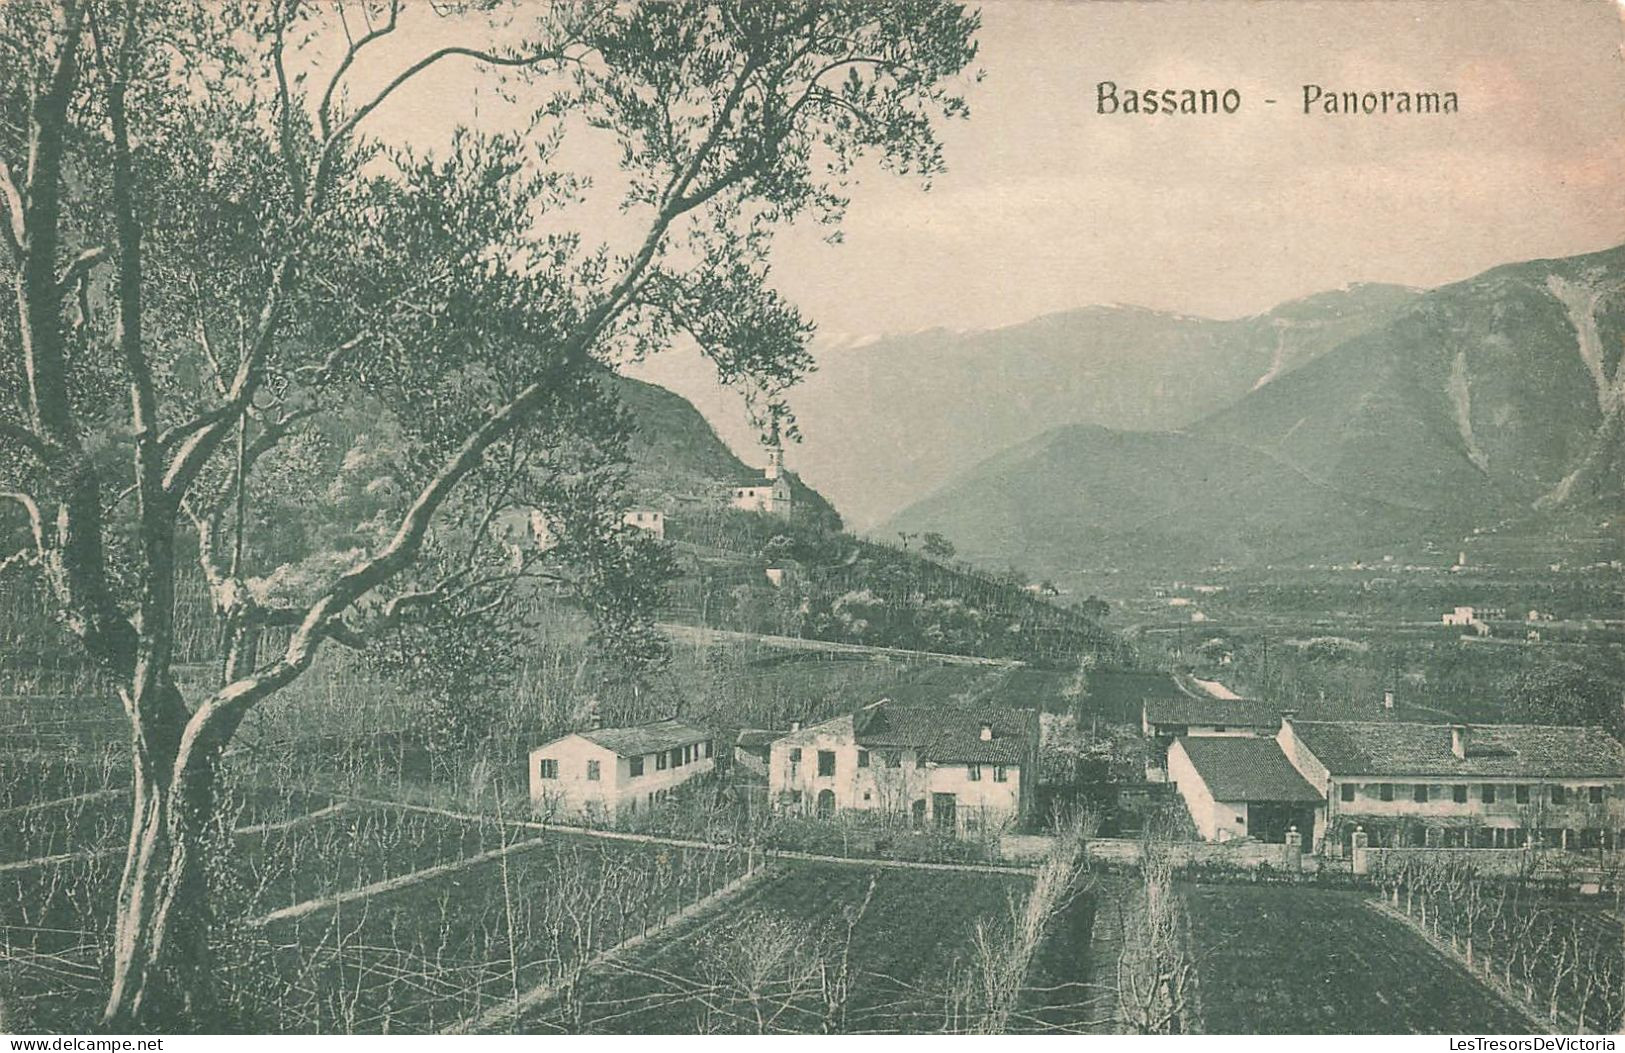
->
[[766, 699, 1039, 834], [1279, 716, 1625, 853], [529, 718, 715, 821], [1168, 713, 1625, 852], [1168, 736, 1325, 843]]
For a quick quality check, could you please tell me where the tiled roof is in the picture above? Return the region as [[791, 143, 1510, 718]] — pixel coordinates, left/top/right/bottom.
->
[[734, 728, 780, 750], [579, 718, 710, 757], [1177, 737, 1324, 803], [855, 703, 1033, 765], [1144, 696, 1283, 729], [1291, 721, 1625, 779]]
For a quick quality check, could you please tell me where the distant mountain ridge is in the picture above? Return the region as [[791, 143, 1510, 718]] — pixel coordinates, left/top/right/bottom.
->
[[716, 282, 1420, 527], [884, 243, 1625, 581]]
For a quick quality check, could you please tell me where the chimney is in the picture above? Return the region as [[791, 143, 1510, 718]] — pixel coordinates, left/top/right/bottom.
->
[[789, 719, 801, 733], [979, 723, 993, 742], [1450, 724, 1469, 759], [1383, 690, 1395, 711]]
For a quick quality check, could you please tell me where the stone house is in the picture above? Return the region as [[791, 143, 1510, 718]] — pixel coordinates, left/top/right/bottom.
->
[[529, 718, 715, 821], [622, 508, 665, 539], [767, 701, 1039, 834]]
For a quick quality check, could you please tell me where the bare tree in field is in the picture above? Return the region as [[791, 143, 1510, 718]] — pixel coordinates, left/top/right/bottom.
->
[[0, 0, 978, 1027], [1115, 846, 1195, 1034]]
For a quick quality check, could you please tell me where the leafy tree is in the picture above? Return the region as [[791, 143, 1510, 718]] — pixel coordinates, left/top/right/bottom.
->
[[0, 0, 977, 1026], [919, 530, 954, 561], [1504, 661, 1624, 738]]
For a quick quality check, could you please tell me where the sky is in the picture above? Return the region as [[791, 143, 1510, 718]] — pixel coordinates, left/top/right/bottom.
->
[[359, 0, 1625, 338], [350, 1, 1625, 466], [748, 0, 1625, 338]]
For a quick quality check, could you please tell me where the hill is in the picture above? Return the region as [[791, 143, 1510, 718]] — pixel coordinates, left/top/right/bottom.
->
[[885, 244, 1625, 580], [606, 374, 1113, 665], [609, 373, 841, 531], [637, 282, 1419, 528]]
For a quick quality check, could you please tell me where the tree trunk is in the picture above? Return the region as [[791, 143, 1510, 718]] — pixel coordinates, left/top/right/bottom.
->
[[103, 703, 228, 1030]]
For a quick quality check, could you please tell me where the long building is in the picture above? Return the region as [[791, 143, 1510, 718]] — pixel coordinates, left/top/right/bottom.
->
[[529, 718, 716, 821], [1167, 714, 1625, 853]]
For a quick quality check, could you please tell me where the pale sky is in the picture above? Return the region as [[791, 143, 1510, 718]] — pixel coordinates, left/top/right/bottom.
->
[[359, 0, 1625, 338], [349, 0, 1625, 463], [753, 0, 1625, 337]]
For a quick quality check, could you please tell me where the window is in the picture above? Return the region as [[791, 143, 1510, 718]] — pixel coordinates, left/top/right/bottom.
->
[[630, 756, 645, 778], [1379, 783, 1394, 802], [703, 740, 713, 758], [656, 751, 668, 771], [1515, 784, 1530, 804], [1212, 726, 1227, 734], [968, 763, 982, 782], [1452, 785, 1468, 804], [817, 750, 836, 777], [857, 749, 870, 769], [1414, 784, 1429, 803], [1590, 785, 1605, 804], [586, 760, 600, 782], [1340, 784, 1356, 803], [1482, 784, 1496, 804], [671, 747, 684, 768], [538, 759, 558, 780], [789, 747, 802, 762], [994, 765, 1009, 783], [1551, 785, 1568, 805]]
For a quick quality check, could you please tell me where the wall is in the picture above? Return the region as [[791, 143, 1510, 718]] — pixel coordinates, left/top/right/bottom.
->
[[769, 715, 859, 809], [1167, 738, 1221, 840], [618, 746, 715, 816], [924, 758, 1022, 830], [1367, 846, 1625, 879], [1084, 837, 1301, 870]]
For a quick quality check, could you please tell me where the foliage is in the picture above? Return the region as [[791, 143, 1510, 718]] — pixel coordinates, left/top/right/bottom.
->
[[0, 0, 980, 1026], [1503, 660, 1624, 738]]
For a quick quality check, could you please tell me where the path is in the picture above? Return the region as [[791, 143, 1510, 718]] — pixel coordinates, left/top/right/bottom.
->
[[656, 622, 1022, 667], [343, 794, 1040, 877]]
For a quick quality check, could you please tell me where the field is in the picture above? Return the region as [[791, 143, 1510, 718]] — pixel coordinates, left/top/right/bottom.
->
[[523, 860, 1033, 1034], [1182, 883, 1537, 1034], [0, 775, 752, 1034]]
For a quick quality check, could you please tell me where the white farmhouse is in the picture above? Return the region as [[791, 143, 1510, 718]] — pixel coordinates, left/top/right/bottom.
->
[[529, 718, 715, 821], [767, 701, 1038, 835]]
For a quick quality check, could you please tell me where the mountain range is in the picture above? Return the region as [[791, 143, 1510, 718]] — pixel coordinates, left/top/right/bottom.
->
[[884, 244, 1625, 581], [633, 283, 1422, 529]]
